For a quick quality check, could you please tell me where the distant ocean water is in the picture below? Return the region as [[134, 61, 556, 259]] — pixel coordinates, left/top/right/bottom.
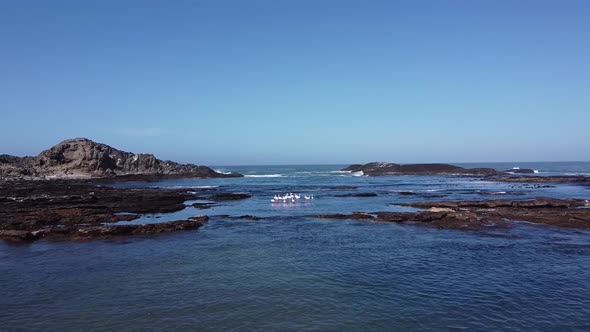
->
[[2, 162, 590, 331]]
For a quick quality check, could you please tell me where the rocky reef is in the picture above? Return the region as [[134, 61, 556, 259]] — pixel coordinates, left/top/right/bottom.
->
[[0, 138, 242, 180], [492, 175, 590, 184], [342, 162, 499, 176], [0, 180, 209, 242], [310, 198, 590, 231], [341, 162, 590, 186]]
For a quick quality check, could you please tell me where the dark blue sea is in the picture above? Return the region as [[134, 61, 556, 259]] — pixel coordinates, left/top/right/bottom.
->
[[2, 162, 590, 331]]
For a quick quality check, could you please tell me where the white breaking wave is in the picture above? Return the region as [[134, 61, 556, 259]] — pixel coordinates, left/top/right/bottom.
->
[[244, 174, 285, 178], [533, 170, 539, 174], [351, 171, 364, 177], [214, 169, 233, 175], [329, 170, 352, 174]]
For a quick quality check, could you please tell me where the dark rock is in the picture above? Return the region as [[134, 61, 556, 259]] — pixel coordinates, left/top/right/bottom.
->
[[342, 162, 499, 176], [403, 198, 586, 209], [504, 168, 536, 174], [0, 218, 207, 242], [189, 215, 209, 223], [492, 176, 590, 184], [210, 193, 251, 201], [309, 198, 590, 231], [235, 215, 264, 220], [342, 162, 401, 175], [192, 202, 217, 209], [0, 180, 210, 241], [309, 212, 375, 220], [1, 138, 242, 180], [0, 230, 40, 242]]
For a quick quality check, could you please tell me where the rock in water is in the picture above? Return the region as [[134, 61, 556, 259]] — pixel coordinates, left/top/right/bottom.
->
[[1, 138, 242, 179], [342, 162, 498, 176]]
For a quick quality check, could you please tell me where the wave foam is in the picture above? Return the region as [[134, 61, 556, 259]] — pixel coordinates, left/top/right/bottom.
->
[[351, 171, 364, 177]]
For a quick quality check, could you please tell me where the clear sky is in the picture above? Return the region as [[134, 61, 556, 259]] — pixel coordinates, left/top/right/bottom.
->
[[1, 0, 589, 165]]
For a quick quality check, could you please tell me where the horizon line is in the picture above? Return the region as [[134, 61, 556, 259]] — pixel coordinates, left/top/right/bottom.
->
[[210, 161, 590, 167]]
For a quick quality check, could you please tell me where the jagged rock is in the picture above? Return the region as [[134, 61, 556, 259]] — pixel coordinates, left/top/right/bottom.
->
[[0, 138, 242, 180]]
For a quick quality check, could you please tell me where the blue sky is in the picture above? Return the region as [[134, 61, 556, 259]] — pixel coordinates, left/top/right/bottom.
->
[[1, 0, 588, 165]]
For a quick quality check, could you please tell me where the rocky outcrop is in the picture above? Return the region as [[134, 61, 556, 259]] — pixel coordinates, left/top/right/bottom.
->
[[309, 198, 590, 231], [342, 162, 499, 176], [504, 168, 536, 174], [0, 218, 207, 242], [0, 138, 242, 180], [0, 179, 212, 241]]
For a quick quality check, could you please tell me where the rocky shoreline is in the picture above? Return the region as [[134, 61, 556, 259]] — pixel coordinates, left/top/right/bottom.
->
[[0, 179, 211, 242], [2, 177, 589, 242], [310, 198, 590, 231]]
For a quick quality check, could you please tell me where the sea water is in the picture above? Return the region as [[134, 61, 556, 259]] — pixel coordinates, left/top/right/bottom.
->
[[2, 162, 590, 331]]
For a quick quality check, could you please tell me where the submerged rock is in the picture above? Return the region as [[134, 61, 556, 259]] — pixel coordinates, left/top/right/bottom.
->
[[492, 176, 590, 184], [192, 202, 218, 209], [335, 193, 378, 197], [210, 193, 252, 201]]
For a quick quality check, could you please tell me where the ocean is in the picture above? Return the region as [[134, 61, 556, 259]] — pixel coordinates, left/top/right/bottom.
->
[[2, 162, 590, 331]]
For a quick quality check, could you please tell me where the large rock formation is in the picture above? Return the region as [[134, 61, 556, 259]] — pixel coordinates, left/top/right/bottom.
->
[[0, 138, 242, 179], [342, 162, 499, 176]]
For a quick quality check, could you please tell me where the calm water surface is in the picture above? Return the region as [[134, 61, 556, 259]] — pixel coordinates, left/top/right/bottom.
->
[[2, 162, 590, 331]]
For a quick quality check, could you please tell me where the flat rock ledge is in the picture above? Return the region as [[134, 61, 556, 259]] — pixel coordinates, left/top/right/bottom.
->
[[491, 175, 590, 184], [0, 216, 208, 242], [309, 198, 590, 231], [0, 180, 214, 242]]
